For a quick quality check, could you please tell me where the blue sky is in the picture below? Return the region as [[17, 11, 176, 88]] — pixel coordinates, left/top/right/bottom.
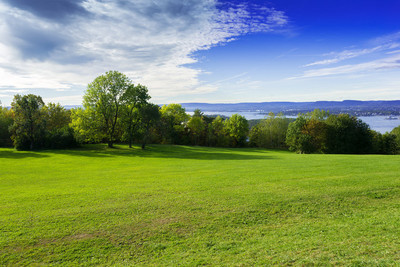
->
[[0, 0, 399, 106]]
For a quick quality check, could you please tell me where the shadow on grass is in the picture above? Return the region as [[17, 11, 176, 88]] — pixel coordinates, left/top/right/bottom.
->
[[44, 144, 275, 161], [0, 150, 50, 159]]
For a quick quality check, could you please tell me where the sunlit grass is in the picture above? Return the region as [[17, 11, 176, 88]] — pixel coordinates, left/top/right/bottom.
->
[[1, 144, 400, 265]]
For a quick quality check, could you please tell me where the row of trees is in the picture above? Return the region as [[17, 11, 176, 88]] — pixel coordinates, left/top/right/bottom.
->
[[250, 109, 400, 154], [0, 96, 76, 150], [0, 71, 250, 150], [69, 71, 249, 149], [1, 71, 400, 153]]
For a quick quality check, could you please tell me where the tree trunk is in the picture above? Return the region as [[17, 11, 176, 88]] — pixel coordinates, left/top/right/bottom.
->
[[108, 141, 113, 148], [142, 126, 148, 150], [141, 134, 147, 149]]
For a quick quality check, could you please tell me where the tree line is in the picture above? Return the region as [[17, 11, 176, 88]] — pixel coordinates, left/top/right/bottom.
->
[[0, 71, 249, 150], [1, 70, 400, 153], [250, 109, 400, 154]]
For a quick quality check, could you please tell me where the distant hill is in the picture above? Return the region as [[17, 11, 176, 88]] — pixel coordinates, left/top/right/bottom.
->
[[63, 100, 400, 116], [180, 100, 400, 116]]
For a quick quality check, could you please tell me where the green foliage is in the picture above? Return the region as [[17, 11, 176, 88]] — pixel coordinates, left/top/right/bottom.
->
[[42, 103, 71, 131], [70, 108, 104, 143], [249, 113, 291, 149], [44, 126, 78, 149], [41, 103, 77, 149], [391, 125, 400, 150], [208, 115, 229, 147], [192, 108, 203, 118], [137, 103, 161, 149], [325, 114, 372, 154], [371, 131, 399, 154], [159, 104, 189, 144], [120, 84, 151, 148], [305, 108, 330, 120], [82, 70, 134, 147], [9, 94, 46, 150], [187, 116, 205, 145], [8, 96, 77, 150], [286, 111, 388, 154], [286, 110, 330, 154], [0, 106, 13, 147], [286, 116, 310, 153], [224, 114, 249, 147], [1, 145, 400, 265]]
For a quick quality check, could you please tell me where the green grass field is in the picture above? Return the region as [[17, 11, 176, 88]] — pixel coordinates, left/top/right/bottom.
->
[[1, 145, 400, 265]]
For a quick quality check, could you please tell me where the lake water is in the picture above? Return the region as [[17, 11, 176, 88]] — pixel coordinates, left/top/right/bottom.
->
[[191, 111, 400, 134]]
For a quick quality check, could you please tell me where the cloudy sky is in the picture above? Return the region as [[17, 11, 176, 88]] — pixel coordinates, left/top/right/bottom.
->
[[0, 0, 399, 106]]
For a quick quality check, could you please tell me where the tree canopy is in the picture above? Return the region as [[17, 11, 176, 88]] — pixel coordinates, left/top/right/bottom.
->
[[82, 71, 135, 147], [9, 94, 46, 150]]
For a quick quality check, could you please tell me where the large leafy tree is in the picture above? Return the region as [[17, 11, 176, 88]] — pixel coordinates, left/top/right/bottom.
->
[[42, 103, 71, 131], [285, 115, 309, 153], [159, 104, 189, 144], [325, 114, 372, 154], [70, 107, 104, 144], [83, 71, 134, 148], [249, 112, 291, 149], [138, 103, 161, 149], [285, 110, 330, 154], [187, 116, 205, 145], [207, 116, 228, 147], [42, 103, 77, 149], [121, 84, 150, 148], [224, 114, 249, 147], [9, 94, 46, 150]]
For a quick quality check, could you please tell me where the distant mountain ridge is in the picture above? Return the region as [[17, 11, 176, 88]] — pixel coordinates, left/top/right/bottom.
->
[[180, 100, 400, 116], [63, 100, 400, 116]]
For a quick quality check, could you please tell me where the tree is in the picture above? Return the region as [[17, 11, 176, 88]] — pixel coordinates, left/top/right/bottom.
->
[[285, 115, 328, 154], [192, 109, 203, 118], [42, 103, 71, 131], [159, 104, 189, 144], [371, 131, 398, 154], [9, 94, 46, 150], [391, 125, 400, 151], [249, 113, 291, 149], [83, 71, 133, 148], [224, 114, 249, 147], [138, 103, 160, 149], [325, 114, 372, 154], [0, 105, 13, 147], [286, 115, 310, 153], [41, 103, 77, 149], [301, 118, 328, 152], [207, 116, 228, 147], [306, 109, 330, 121], [70, 107, 104, 144], [187, 116, 205, 145], [121, 84, 150, 148]]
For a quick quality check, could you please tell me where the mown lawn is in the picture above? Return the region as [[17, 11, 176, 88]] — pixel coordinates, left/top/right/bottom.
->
[[1, 144, 400, 265]]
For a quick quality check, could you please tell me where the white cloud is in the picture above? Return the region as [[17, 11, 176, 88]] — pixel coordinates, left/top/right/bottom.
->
[[0, 0, 288, 105], [304, 32, 400, 68], [304, 45, 399, 67], [293, 54, 400, 79]]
